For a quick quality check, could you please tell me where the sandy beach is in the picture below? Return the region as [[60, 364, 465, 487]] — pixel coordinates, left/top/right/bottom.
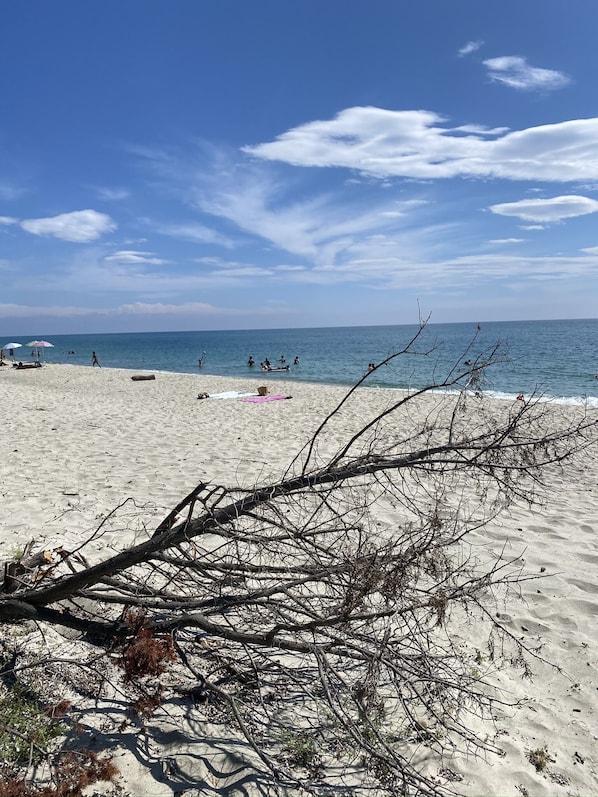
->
[[1, 363, 597, 796]]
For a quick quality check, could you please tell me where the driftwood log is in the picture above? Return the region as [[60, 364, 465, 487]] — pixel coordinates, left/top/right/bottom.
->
[[0, 540, 54, 593]]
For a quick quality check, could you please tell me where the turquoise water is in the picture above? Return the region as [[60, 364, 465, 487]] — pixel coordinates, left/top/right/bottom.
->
[[5, 319, 598, 406]]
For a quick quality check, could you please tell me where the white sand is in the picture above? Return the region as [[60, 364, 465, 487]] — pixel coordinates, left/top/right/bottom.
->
[[1, 363, 597, 795]]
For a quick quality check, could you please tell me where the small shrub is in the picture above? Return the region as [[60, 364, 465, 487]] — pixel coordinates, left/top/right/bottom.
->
[[282, 729, 320, 770], [131, 688, 164, 718], [0, 750, 119, 796], [0, 687, 66, 765], [117, 614, 176, 682], [527, 746, 555, 772]]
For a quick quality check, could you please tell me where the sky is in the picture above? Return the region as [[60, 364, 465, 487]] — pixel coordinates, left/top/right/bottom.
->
[[1, 1, 598, 335]]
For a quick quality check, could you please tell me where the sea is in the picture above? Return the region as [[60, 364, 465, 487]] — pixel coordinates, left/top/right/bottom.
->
[[5, 319, 598, 407]]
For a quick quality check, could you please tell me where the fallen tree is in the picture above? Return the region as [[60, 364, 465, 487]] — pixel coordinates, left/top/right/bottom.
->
[[1, 324, 597, 796]]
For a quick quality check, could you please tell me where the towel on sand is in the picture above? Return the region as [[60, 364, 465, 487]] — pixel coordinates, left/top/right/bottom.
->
[[241, 395, 292, 403], [198, 391, 257, 400]]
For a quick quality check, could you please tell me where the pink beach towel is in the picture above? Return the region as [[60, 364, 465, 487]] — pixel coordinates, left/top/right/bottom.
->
[[241, 394, 292, 403]]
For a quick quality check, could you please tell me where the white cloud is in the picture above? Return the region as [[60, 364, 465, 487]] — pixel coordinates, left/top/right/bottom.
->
[[104, 250, 170, 265], [287, 249, 598, 289], [95, 187, 130, 201], [0, 182, 25, 201], [158, 222, 234, 247], [380, 199, 429, 217], [20, 210, 116, 242], [0, 216, 17, 225], [489, 195, 598, 222], [190, 256, 275, 278], [581, 246, 598, 255], [0, 302, 97, 318], [0, 301, 233, 319], [458, 40, 483, 57], [111, 301, 221, 316], [243, 107, 598, 181], [489, 238, 524, 244], [452, 123, 510, 136], [483, 56, 570, 91], [201, 182, 415, 265], [3, 242, 598, 314]]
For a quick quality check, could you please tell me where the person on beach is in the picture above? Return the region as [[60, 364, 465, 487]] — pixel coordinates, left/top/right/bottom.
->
[[92, 351, 101, 367]]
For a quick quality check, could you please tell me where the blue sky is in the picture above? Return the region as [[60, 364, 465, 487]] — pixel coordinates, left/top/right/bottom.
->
[[2, 1, 598, 334]]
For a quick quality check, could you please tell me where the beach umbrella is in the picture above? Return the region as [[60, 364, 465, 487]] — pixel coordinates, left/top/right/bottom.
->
[[1, 342, 22, 359], [26, 340, 54, 360]]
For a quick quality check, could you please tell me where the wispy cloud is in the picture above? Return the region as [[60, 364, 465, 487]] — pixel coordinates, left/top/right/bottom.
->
[[20, 210, 117, 242], [0, 182, 27, 201], [111, 301, 226, 316], [458, 40, 483, 57], [95, 187, 130, 201], [104, 250, 170, 265], [0, 300, 238, 320], [195, 256, 273, 275], [488, 238, 525, 245], [158, 222, 234, 248], [212, 190, 426, 268], [489, 195, 598, 222], [483, 56, 570, 91], [286, 250, 598, 289]]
